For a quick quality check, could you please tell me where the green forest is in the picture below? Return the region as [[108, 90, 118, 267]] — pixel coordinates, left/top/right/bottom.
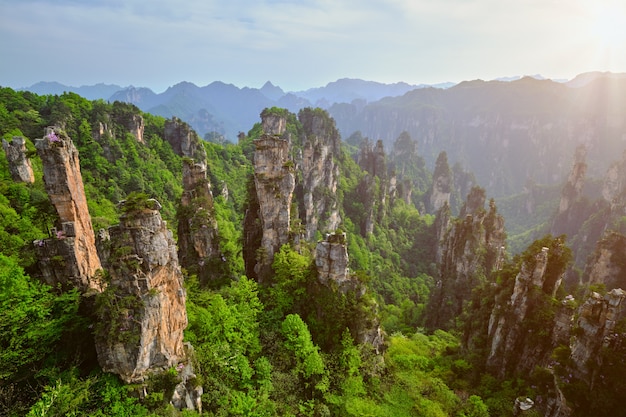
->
[[0, 87, 624, 417]]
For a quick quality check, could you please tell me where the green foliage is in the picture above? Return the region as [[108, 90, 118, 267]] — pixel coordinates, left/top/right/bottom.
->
[[0, 255, 82, 381]]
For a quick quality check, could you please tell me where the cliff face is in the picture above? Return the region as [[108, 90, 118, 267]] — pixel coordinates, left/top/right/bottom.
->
[[601, 150, 626, 209], [484, 238, 574, 383], [164, 118, 220, 282], [34, 127, 103, 292], [354, 140, 396, 235], [329, 77, 626, 198], [95, 199, 188, 382], [557, 145, 587, 215], [315, 232, 384, 353], [429, 151, 452, 213], [2, 136, 35, 183], [584, 232, 626, 291], [177, 159, 220, 281], [569, 288, 626, 384], [298, 108, 341, 240], [164, 118, 208, 163], [358, 139, 386, 178], [425, 187, 506, 330], [251, 114, 295, 281]]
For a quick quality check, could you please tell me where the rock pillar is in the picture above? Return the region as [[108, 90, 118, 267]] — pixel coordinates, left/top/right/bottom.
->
[[34, 127, 102, 292]]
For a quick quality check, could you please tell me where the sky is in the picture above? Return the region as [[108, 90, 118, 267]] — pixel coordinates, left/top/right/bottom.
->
[[1, 0, 626, 93]]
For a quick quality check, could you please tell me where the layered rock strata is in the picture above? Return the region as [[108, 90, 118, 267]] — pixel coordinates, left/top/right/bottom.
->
[[584, 231, 626, 291], [569, 288, 626, 385], [34, 127, 103, 292], [95, 199, 190, 382], [426, 187, 506, 330], [252, 115, 295, 281], [164, 118, 220, 282], [486, 243, 571, 378], [429, 151, 452, 213], [2, 136, 35, 183], [299, 108, 341, 240]]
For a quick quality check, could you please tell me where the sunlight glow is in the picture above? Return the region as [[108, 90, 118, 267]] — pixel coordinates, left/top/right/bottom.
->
[[589, 2, 626, 49]]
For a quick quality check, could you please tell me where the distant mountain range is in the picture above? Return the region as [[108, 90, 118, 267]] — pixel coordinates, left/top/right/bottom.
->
[[20, 78, 456, 140], [19, 72, 622, 144], [16, 71, 626, 198]]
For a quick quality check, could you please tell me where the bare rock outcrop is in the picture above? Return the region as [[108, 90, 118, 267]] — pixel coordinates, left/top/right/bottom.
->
[[251, 114, 295, 281], [298, 108, 341, 240], [425, 187, 506, 330], [601, 150, 626, 209], [558, 145, 587, 215], [95, 198, 188, 381], [429, 151, 452, 213], [177, 159, 220, 282], [569, 288, 626, 384], [584, 231, 626, 291], [2, 136, 35, 183], [34, 127, 103, 292], [164, 117, 207, 163], [164, 118, 220, 282], [485, 240, 571, 378], [315, 232, 384, 353], [357, 139, 386, 178]]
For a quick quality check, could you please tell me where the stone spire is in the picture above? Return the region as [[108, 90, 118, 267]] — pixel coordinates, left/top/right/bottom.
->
[[164, 118, 220, 282], [34, 127, 102, 292], [95, 198, 189, 383], [426, 187, 506, 330], [2, 136, 35, 183], [298, 108, 341, 240], [251, 112, 296, 281]]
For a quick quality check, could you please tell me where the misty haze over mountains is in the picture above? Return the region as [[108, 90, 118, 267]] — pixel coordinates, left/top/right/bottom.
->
[[17, 71, 626, 198]]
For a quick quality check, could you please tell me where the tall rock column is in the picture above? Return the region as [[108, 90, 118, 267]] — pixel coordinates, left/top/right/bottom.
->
[[164, 118, 220, 282], [485, 240, 570, 378], [429, 151, 453, 213], [252, 113, 295, 281], [425, 187, 506, 330], [298, 108, 341, 240], [569, 288, 626, 385], [95, 197, 200, 410], [2, 136, 35, 183], [34, 127, 103, 292]]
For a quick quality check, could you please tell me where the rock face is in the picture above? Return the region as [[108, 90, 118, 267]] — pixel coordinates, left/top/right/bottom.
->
[[551, 145, 592, 243], [425, 187, 506, 330], [177, 158, 220, 281], [486, 242, 571, 378], [584, 231, 626, 291], [95, 199, 189, 383], [298, 108, 341, 240], [251, 114, 296, 281], [2, 136, 35, 183], [164, 118, 207, 162], [164, 118, 220, 282], [315, 232, 384, 353], [34, 127, 103, 292], [429, 151, 452, 213], [569, 289, 626, 385], [354, 139, 396, 235], [316, 233, 359, 294], [358, 139, 386, 178], [117, 113, 145, 144], [558, 145, 587, 215], [601, 150, 626, 209]]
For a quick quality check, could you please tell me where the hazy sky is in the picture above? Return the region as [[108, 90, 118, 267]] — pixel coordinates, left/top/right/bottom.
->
[[1, 0, 625, 92]]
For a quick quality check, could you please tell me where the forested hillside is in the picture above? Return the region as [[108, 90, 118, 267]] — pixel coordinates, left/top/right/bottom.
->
[[1, 87, 625, 417]]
